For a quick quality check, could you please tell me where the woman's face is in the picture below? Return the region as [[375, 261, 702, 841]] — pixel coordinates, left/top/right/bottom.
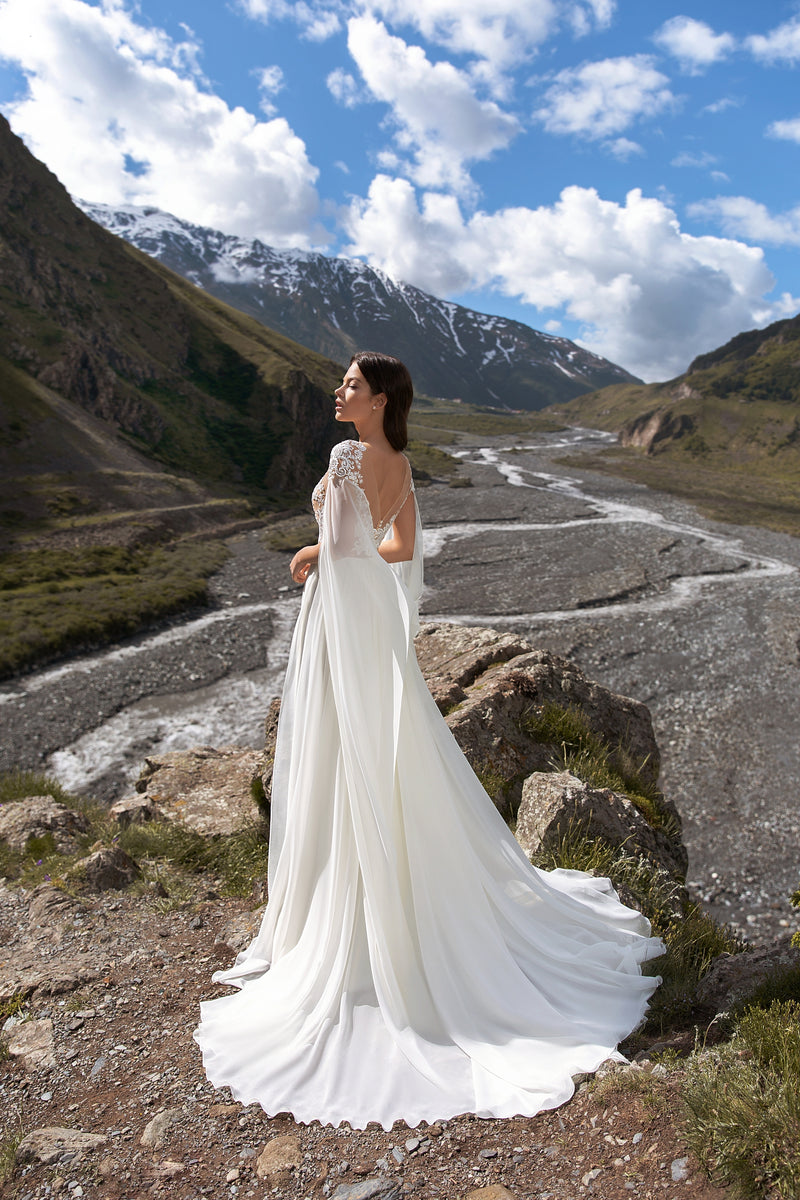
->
[[334, 363, 383, 428]]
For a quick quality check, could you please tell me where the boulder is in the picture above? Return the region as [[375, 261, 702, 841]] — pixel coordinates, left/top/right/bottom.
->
[[0, 796, 88, 852], [257, 623, 668, 828], [76, 846, 140, 891], [516, 771, 688, 878], [135, 746, 263, 836], [16, 1127, 107, 1165], [696, 934, 800, 1014], [414, 624, 532, 712], [27, 882, 82, 924], [429, 625, 662, 822]]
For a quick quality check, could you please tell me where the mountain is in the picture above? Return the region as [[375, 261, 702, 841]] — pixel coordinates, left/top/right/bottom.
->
[[551, 312, 800, 533], [0, 116, 348, 544], [80, 202, 640, 410]]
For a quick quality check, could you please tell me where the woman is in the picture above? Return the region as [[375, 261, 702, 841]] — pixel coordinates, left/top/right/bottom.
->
[[193, 351, 663, 1130]]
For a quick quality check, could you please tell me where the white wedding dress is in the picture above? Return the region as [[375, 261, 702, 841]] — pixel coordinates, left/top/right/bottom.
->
[[193, 440, 664, 1130]]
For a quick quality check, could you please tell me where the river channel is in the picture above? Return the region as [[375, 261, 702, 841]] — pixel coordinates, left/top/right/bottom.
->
[[2, 429, 799, 944]]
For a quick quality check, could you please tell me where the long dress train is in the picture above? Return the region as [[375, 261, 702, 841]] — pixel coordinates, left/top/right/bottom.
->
[[193, 439, 664, 1130]]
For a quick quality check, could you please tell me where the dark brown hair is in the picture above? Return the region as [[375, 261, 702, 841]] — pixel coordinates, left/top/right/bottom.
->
[[351, 351, 413, 451]]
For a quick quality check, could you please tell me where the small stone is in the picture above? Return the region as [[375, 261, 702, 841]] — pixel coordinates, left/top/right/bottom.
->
[[404, 1138, 420, 1153], [155, 1161, 185, 1178], [478, 1148, 498, 1159], [140, 1108, 183, 1150], [632, 1133, 643, 1145], [89, 1057, 106, 1077], [226, 1168, 240, 1182], [329, 1178, 401, 1200], [581, 1168, 602, 1186], [427, 1124, 443, 1137], [255, 1134, 302, 1181], [671, 1157, 690, 1182], [391, 1147, 404, 1164], [650, 1063, 668, 1078], [464, 1187, 517, 1200]]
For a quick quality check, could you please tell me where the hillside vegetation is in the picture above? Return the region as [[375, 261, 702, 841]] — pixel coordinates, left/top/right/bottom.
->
[[552, 313, 800, 534], [0, 115, 345, 675]]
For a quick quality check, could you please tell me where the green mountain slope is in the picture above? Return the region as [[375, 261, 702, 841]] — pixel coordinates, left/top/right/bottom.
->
[[0, 115, 346, 676], [551, 314, 800, 534], [0, 114, 344, 539]]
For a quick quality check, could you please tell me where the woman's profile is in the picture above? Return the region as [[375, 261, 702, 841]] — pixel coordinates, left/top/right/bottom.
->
[[193, 350, 663, 1130]]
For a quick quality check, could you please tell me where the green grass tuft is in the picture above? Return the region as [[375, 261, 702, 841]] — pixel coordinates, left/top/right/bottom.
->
[[683, 1000, 800, 1198], [0, 768, 77, 806]]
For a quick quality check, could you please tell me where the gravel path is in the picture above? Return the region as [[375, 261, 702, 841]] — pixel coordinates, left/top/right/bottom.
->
[[2, 428, 799, 944]]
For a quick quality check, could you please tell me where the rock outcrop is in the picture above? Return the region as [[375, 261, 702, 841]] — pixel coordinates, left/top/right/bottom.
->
[[619, 408, 694, 453], [516, 771, 688, 878], [695, 934, 800, 1014], [255, 623, 666, 830], [134, 746, 263, 836], [0, 796, 88, 852]]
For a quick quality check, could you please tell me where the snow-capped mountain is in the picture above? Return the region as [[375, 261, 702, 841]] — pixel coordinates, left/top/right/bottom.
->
[[81, 201, 640, 409]]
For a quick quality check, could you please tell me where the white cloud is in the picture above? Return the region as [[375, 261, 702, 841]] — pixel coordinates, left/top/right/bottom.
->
[[238, 0, 617, 90], [0, 0, 324, 248], [346, 15, 520, 192], [327, 66, 360, 107], [689, 196, 800, 247], [747, 15, 800, 64], [653, 16, 735, 74], [607, 136, 643, 160], [534, 55, 675, 140], [255, 64, 284, 116], [237, 0, 341, 40], [767, 115, 800, 143], [345, 176, 797, 381], [671, 150, 717, 168], [702, 96, 740, 115]]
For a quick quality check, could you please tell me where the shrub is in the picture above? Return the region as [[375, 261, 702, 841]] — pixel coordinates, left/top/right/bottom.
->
[[683, 1001, 800, 1198]]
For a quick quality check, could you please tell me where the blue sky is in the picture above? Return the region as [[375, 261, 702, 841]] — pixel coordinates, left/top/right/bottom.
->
[[1, 0, 799, 381]]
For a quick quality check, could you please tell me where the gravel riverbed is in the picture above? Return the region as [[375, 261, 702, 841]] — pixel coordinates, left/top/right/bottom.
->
[[2, 429, 799, 945]]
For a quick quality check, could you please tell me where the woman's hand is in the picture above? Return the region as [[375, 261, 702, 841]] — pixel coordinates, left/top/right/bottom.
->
[[290, 544, 319, 584]]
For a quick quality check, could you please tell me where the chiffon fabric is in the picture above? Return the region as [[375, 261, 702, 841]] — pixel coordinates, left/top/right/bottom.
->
[[193, 439, 664, 1130]]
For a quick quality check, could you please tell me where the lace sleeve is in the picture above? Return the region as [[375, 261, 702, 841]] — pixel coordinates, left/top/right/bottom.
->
[[328, 440, 365, 489]]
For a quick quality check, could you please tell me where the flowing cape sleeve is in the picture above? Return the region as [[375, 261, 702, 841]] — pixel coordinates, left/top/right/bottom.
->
[[318, 442, 420, 865]]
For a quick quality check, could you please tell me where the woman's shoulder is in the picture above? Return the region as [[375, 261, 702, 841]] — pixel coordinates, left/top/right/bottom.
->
[[328, 439, 366, 481]]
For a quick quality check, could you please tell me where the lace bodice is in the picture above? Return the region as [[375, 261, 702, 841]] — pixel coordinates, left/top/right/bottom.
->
[[312, 440, 413, 546]]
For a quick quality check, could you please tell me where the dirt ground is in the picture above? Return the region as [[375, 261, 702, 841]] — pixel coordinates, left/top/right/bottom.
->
[[1, 884, 732, 1200]]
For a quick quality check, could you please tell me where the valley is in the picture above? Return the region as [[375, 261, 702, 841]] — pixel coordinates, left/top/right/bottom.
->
[[1, 428, 798, 949]]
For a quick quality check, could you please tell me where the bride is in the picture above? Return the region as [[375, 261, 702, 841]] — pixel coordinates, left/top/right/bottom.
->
[[193, 351, 664, 1130]]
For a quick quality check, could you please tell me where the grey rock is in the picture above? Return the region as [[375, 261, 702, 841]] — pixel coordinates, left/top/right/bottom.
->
[[515, 770, 688, 880], [141, 1107, 183, 1150], [135, 746, 265, 836], [414, 624, 532, 712], [696, 934, 800, 1013], [27, 883, 81, 924], [76, 846, 141, 891], [425, 625, 663, 821], [0, 797, 88, 852], [671, 1157, 690, 1182], [0, 951, 101, 1003], [16, 1127, 107, 1165], [108, 794, 163, 827], [330, 1178, 401, 1200], [7, 1018, 55, 1070]]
